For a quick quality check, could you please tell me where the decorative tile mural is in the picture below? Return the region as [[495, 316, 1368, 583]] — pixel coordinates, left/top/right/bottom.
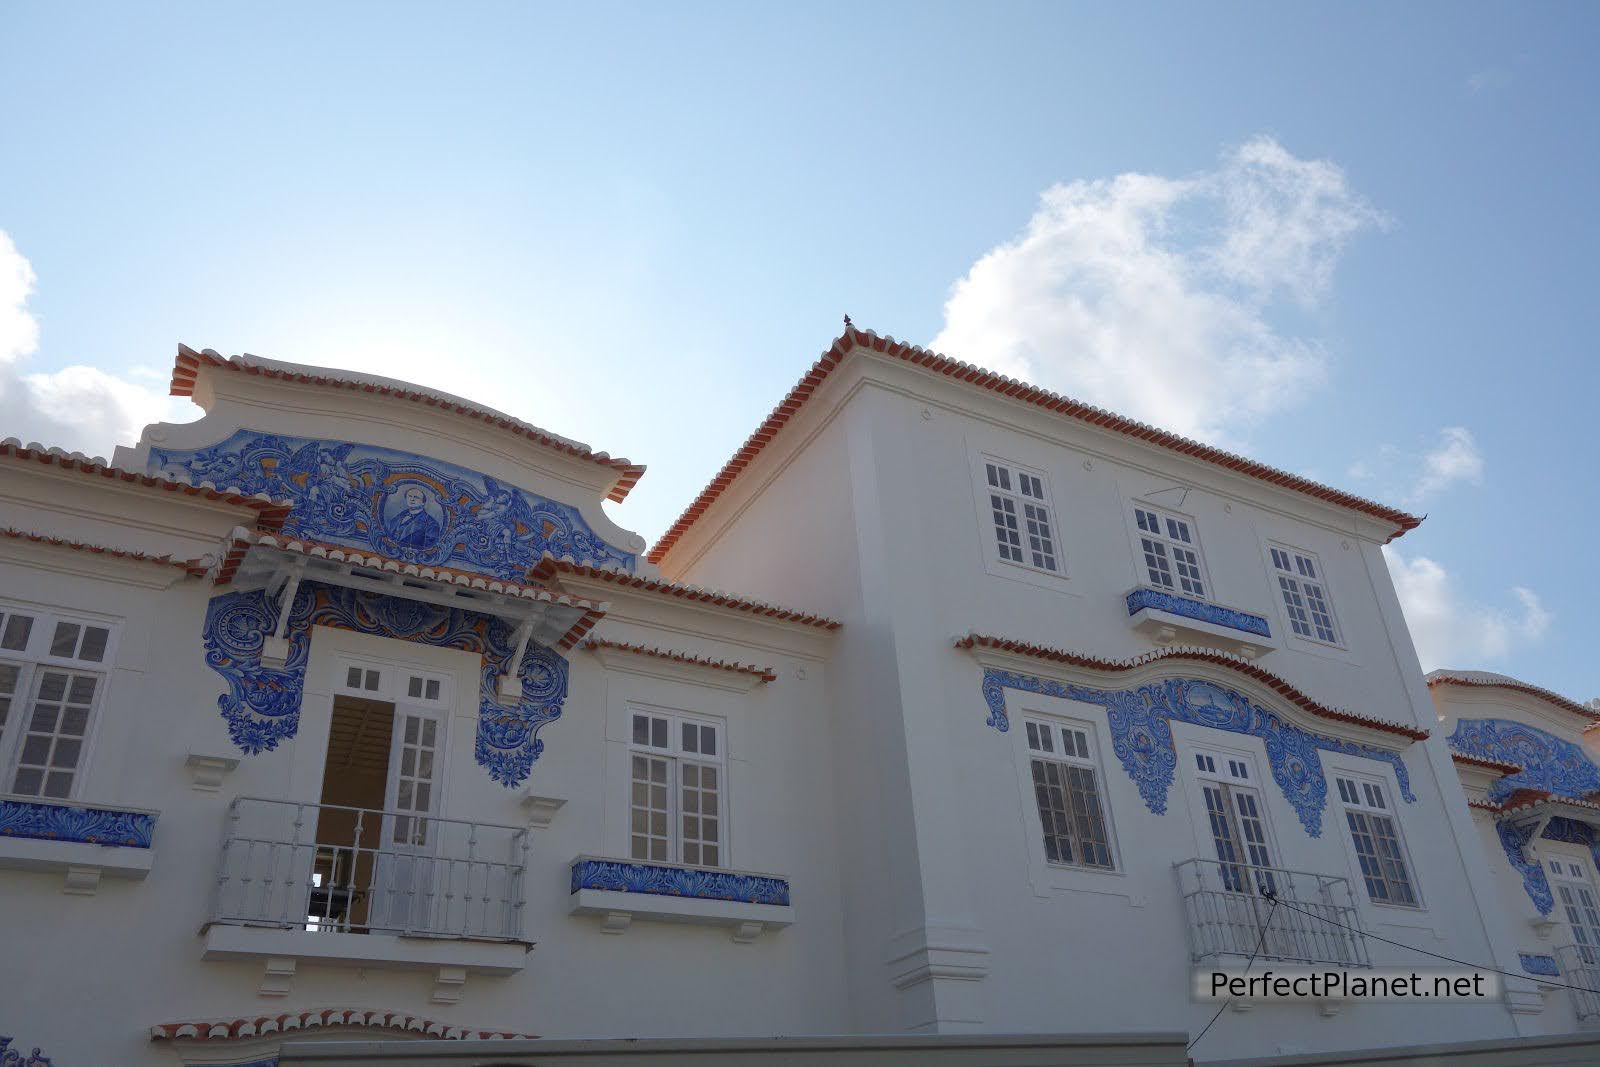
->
[[0, 1037, 51, 1067], [151, 430, 634, 579], [1447, 718, 1600, 804], [0, 798, 154, 848], [1125, 588, 1272, 639], [982, 669, 1414, 837], [571, 858, 792, 907], [203, 581, 568, 786], [1519, 952, 1559, 977]]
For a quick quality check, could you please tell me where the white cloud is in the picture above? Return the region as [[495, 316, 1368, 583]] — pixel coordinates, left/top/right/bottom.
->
[[931, 136, 1387, 443], [1386, 547, 1551, 670], [0, 230, 187, 458], [1344, 427, 1485, 505], [1412, 426, 1483, 500]]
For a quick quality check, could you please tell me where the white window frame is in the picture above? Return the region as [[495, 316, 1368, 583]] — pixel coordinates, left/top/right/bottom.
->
[[332, 655, 453, 708], [0, 601, 120, 802], [1268, 544, 1343, 647], [1187, 743, 1282, 896], [1016, 712, 1118, 872], [1333, 771, 1421, 909], [1129, 502, 1212, 600], [979, 456, 1063, 576], [625, 704, 728, 869], [1542, 846, 1600, 966]]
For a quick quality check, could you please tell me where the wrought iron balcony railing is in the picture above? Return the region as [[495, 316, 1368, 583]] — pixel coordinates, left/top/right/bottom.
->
[[211, 796, 530, 942], [1555, 944, 1600, 1020], [1175, 857, 1370, 968]]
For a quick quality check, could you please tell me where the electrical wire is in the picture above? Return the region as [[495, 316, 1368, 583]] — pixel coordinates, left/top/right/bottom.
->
[[1187, 896, 1280, 1051], [1267, 893, 1600, 996]]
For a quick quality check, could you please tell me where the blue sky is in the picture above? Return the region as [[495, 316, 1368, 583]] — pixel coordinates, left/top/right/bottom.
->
[[1, 2, 1594, 701]]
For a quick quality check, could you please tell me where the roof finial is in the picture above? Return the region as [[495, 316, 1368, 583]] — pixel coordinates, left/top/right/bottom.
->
[[843, 314, 853, 330]]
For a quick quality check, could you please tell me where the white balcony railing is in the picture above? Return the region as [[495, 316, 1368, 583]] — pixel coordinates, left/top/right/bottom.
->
[[1555, 944, 1600, 1020], [1176, 857, 1370, 968], [212, 797, 530, 942]]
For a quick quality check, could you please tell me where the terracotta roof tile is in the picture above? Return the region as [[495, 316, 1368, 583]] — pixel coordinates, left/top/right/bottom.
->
[[171, 345, 646, 502], [1, 527, 211, 576], [584, 638, 777, 682], [149, 1008, 535, 1042], [955, 633, 1429, 742], [532, 556, 841, 630], [649, 326, 1421, 564], [0, 439, 292, 530], [1427, 669, 1599, 723]]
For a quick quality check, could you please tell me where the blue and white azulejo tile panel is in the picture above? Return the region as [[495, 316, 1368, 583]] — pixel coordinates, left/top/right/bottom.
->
[[1125, 587, 1272, 639], [0, 797, 154, 848], [202, 580, 567, 786], [151, 429, 635, 579], [570, 858, 792, 907], [982, 669, 1414, 838]]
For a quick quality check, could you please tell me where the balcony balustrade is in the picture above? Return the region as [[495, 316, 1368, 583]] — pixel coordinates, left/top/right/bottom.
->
[[1175, 857, 1370, 968], [1555, 944, 1600, 1021], [211, 796, 530, 943]]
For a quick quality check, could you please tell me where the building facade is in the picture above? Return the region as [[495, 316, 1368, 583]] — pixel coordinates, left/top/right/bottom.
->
[[0, 327, 1583, 1065], [1431, 670, 1600, 1031]]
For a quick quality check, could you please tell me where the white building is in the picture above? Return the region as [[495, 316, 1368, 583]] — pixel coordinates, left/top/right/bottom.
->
[[1430, 670, 1600, 1030], [0, 326, 1581, 1065]]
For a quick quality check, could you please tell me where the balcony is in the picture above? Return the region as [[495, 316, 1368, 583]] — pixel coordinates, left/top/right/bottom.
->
[[1555, 945, 1600, 1022], [204, 797, 531, 996], [1175, 857, 1369, 968], [1125, 586, 1274, 659]]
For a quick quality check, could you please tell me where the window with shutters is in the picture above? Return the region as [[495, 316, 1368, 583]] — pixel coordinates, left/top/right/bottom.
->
[[1131, 504, 1210, 598], [0, 602, 117, 800], [980, 458, 1061, 574], [1269, 544, 1342, 646], [1021, 716, 1115, 870], [1335, 774, 1419, 907], [628, 706, 726, 867]]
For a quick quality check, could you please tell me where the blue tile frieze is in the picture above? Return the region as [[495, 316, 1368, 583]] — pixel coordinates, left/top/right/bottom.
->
[[1447, 718, 1600, 804], [982, 669, 1415, 837], [1125, 588, 1272, 639], [0, 1036, 51, 1066], [1497, 819, 1555, 916], [0, 797, 154, 848], [203, 580, 567, 786], [1519, 952, 1560, 977], [570, 858, 791, 907], [151, 430, 635, 579]]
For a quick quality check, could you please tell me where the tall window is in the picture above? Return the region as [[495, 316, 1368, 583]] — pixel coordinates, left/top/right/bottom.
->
[[983, 460, 1059, 573], [628, 707, 724, 867], [0, 603, 115, 800], [1547, 855, 1600, 965], [1132, 504, 1207, 598], [1022, 717, 1113, 869], [1270, 546, 1341, 645], [1336, 775, 1417, 906], [1194, 750, 1276, 895]]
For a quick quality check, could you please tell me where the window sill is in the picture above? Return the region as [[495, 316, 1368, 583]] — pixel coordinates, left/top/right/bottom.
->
[[0, 795, 158, 894], [568, 856, 794, 941], [1124, 586, 1276, 659]]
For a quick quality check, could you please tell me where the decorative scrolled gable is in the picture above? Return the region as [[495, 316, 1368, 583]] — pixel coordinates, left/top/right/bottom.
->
[[151, 430, 635, 580]]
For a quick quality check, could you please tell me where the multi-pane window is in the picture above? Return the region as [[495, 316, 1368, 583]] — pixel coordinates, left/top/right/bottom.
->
[[1270, 547, 1340, 645], [1547, 857, 1600, 965], [1336, 776, 1418, 906], [628, 708, 724, 867], [984, 461, 1059, 572], [0, 604, 114, 800], [1023, 718, 1113, 869], [1195, 752, 1276, 895], [1133, 505, 1207, 597]]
